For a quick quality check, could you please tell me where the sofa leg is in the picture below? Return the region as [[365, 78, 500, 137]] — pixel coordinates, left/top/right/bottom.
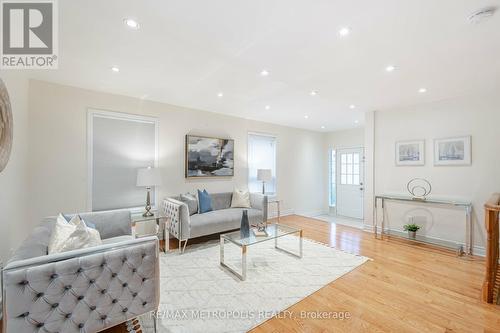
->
[[182, 239, 188, 253]]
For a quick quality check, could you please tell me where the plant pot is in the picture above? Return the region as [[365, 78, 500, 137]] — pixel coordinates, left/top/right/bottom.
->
[[408, 231, 417, 239]]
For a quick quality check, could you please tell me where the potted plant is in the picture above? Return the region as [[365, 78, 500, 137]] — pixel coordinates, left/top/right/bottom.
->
[[403, 223, 421, 239]]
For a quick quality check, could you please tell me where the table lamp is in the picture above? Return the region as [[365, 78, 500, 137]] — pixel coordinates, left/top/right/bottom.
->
[[137, 167, 162, 217], [257, 169, 272, 194]]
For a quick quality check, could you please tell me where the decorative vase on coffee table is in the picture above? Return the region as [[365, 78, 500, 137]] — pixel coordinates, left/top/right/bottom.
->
[[408, 231, 416, 239], [240, 210, 250, 238]]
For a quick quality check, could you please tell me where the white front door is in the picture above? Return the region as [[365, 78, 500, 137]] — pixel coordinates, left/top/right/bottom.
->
[[336, 147, 364, 219]]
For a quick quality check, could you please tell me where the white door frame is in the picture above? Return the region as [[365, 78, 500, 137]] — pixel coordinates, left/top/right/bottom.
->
[[335, 146, 365, 219]]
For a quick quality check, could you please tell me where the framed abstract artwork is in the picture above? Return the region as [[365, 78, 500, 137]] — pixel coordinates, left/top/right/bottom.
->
[[395, 140, 425, 166], [434, 136, 471, 166], [185, 135, 234, 178]]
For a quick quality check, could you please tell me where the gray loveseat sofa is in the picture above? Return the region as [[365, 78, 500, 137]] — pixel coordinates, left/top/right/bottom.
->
[[2, 210, 160, 333], [163, 192, 268, 252]]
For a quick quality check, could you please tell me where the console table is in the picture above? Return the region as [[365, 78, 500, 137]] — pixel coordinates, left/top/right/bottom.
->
[[374, 194, 473, 256]]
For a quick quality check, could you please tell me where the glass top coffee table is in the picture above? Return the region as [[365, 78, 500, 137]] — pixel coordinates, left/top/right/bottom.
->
[[220, 224, 303, 280]]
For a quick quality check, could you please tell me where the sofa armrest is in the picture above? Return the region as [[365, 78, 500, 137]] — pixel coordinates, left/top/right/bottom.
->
[[250, 193, 268, 222], [2, 236, 159, 333], [163, 198, 190, 241]]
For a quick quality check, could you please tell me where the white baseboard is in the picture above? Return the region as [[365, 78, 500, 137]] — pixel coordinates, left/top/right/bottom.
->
[[296, 210, 329, 218], [268, 208, 295, 219], [362, 224, 486, 257]]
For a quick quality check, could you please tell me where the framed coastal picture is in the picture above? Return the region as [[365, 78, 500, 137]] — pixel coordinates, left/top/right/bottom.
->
[[434, 136, 471, 166], [185, 135, 234, 178], [395, 140, 425, 166]]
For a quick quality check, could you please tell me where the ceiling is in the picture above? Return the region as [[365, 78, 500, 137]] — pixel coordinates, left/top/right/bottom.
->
[[22, 0, 500, 131]]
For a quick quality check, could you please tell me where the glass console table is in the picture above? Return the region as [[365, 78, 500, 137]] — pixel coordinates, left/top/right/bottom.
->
[[220, 224, 302, 280], [374, 194, 473, 256]]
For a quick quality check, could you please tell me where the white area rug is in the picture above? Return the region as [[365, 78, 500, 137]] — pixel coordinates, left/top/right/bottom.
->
[[137, 235, 369, 333]]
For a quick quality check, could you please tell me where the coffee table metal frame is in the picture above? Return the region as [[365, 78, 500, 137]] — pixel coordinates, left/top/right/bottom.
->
[[220, 224, 303, 280]]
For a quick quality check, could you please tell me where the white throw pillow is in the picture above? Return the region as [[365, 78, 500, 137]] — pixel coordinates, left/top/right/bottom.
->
[[231, 189, 251, 208], [48, 214, 102, 254]]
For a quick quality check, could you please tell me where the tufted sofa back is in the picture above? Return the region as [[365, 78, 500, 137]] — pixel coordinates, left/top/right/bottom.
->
[[2, 210, 159, 333]]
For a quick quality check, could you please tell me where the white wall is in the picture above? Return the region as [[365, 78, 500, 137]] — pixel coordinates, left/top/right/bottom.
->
[[0, 73, 30, 262], [27, 80, 326, 223], [366, 92, 500, 253]]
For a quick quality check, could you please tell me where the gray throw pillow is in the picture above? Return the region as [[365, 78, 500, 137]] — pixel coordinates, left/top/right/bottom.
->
[[180, 193, 198, 216]]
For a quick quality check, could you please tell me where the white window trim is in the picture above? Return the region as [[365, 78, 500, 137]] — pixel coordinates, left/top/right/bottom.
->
[[329, 149, 336, 207], [87, 108, 159, 213], [247, 131, 278, 197]]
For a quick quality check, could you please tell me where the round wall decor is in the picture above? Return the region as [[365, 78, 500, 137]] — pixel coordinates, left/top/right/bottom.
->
[[0, 78, 13, 173]]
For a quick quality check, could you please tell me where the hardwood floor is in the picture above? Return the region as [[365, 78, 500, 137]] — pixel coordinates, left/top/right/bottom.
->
[[101, 215, 500, 332]]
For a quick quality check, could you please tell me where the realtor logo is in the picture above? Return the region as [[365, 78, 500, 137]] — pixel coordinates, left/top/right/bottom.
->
[[1, 0, 58, 69]]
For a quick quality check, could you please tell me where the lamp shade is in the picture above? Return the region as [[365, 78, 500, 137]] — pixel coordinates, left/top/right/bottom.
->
[[137, 167, 162, 187], [257, 169, 272, 182]]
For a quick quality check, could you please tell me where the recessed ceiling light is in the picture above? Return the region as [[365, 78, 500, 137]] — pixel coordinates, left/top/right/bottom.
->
[[111, 66, 120, 72], [304, 115, 309, 119], [354, 120, 359, 124], [124, 18, 140, 29], [418, 88, 427, 93], [310, 90, 318, 96], [338, 27, 351, 37], [260, 69, 270, 76], [321, 126, 326, 129], [385, 65, 396, 72], [349, 104, 356, 109], [265, 105, 270, 110], [217, 92, 223, 98]]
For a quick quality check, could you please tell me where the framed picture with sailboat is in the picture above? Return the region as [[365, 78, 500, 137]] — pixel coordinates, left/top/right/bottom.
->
[[434, 136, 471, 166]]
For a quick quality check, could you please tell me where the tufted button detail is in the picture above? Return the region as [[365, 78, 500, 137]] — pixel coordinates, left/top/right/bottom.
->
[[132, 268, 137, 273], [101, 315, 107, 320], [64, 285, 72, 290], [142, 254, 146, 258], [122, 308, 128, 313], [111, 273, 117, 278], [100, 262, 106, 267], [101, 289, 107, 294], [51, 273, 58, 279], [65, 313, 72, 319], [122, 283, 128, 287], [77, 296, 84, 301], [19, 280, 28, 286], [89, 279, 95, 284], [36, 292, 44, 298], [142, 278, 147, 282], [78, 323, 84, 329], [142, 301, 147, 306], [89, 305, 96, 311], [122, 258, 126, 263], [36, 323, 44, 328], [77, 268, 83, 273], [19, 312, 29, 318], [132, 292, 138, 297], [51, 303, 59, 308], [112, 299, 117, 304]]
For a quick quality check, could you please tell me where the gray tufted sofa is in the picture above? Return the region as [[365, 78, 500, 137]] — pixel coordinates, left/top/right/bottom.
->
[[2, 210, 160, 333], [164, 192, 268, 252]]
